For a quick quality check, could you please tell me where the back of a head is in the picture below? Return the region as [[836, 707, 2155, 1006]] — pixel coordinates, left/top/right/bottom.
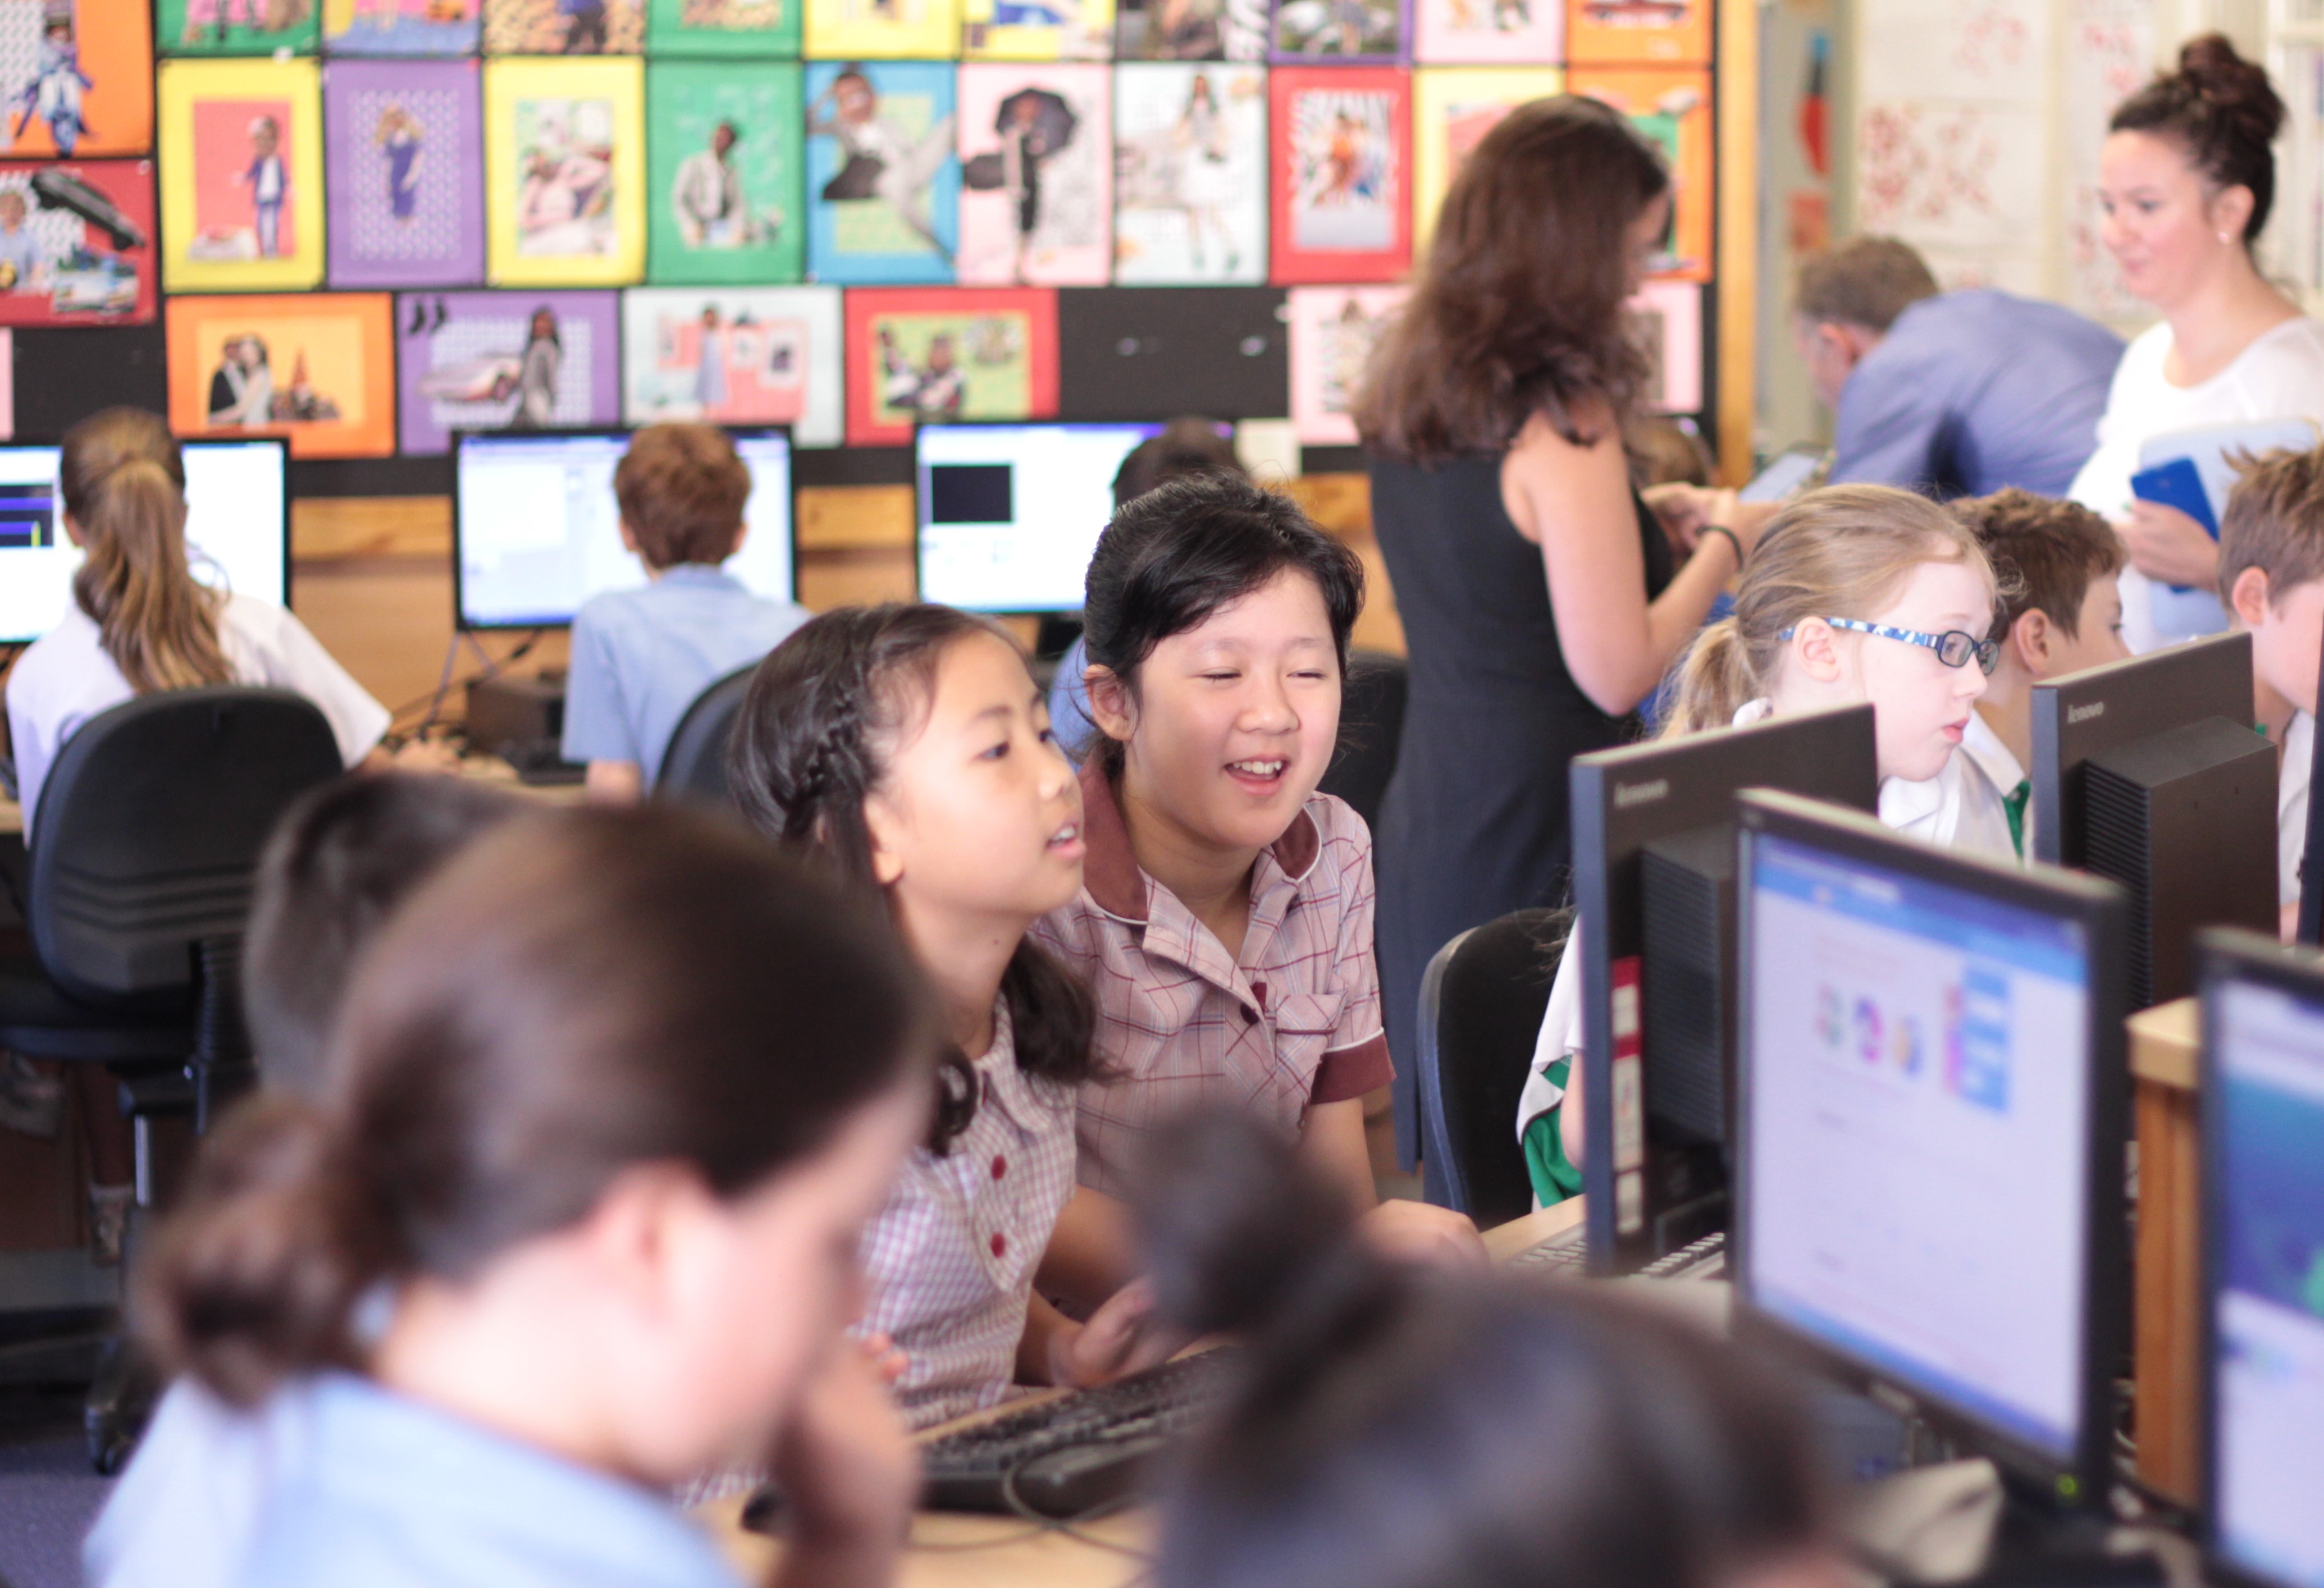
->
[[614, 422, 753, 570], [1793, 237, 1940, 333], [2112, 34, 2284, 241], [1951, 488, 2124, 635], [1112, 418, 1247, 508], [2221, 442, 2324, 598], [1136, 1111, 1830, 1588], [61, 406, 229, 695], [243, 774, 526, 1104], [139, 806, 937, 1407]]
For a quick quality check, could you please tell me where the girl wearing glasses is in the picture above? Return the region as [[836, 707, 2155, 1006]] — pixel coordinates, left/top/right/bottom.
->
[[1515, 484, 2010, 1207]]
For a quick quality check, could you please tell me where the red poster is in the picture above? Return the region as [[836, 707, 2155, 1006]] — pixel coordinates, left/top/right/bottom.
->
[[1268, 65, 1411, 286], [842, 286, 1060, 449]]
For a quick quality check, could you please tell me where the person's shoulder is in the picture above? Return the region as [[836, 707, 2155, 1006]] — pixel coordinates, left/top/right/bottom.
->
[[1299, 791, 1376, 890], [6, 604, 102, 692], [2243, 315, 2324, 378]]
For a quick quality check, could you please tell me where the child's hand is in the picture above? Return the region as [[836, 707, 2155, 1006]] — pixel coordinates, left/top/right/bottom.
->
[[765, 1339, 917, 1588], [2121, 500, 2220, 591], [857, 1330, 909, 1386], [1047, 1278, 1184, 1389], [1359, 1197, 1489, 1270]]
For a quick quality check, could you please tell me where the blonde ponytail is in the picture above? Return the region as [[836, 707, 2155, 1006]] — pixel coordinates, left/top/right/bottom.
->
[[1659, 618, 1756, 738], [62, 408, 231, 695]]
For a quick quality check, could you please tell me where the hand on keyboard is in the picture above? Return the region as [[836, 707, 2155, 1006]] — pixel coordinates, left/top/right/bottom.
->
[[1361, 1197, 1489, 1270], [1051, 1278, 1186, 1390], [767, 1335, 920, 1571]]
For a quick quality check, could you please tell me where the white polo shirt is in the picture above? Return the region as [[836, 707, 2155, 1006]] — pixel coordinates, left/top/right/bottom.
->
[[2279, 710, 2313, 908]]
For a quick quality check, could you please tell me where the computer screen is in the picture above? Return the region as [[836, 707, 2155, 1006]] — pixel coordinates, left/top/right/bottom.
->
[[1736, 793, 2123, 1500], [454, 428, 795, 630], [915, 423, 1163, 613], [0, 438, 290, 646], [2204, 941, 2324, 1588]]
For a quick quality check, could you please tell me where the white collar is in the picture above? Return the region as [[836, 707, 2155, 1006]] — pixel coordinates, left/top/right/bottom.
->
[[1877, 768, 1947, 834], [1958, 710, 2026, 797]]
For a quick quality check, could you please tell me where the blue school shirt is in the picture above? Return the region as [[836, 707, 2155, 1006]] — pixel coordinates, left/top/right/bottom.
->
[[560, 565, 808, 788], [235, 1372, 743, 1588]]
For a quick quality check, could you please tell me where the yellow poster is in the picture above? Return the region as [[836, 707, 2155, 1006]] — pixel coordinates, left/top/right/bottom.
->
[[803, 0, 962, 60], [158, 58, 326, 294], [1411, 66, 1563, 250], [483, 57, 647, 288]]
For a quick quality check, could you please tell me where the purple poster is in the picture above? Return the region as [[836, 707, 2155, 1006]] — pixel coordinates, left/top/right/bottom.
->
[[395, 290, 621, 455], [325, 60, 486, 291]]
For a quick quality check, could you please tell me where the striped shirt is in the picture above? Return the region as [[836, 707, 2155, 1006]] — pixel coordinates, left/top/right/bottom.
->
[[1033, 760, 1394, 1200], [855, 1001, 1079, 1431]]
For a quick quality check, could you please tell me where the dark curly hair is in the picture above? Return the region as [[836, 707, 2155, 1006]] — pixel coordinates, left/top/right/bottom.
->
[[2111, 33, 2285, 241]]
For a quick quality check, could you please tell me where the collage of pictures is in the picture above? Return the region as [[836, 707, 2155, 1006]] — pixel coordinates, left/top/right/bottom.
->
[[0, 0, 1711, 455]]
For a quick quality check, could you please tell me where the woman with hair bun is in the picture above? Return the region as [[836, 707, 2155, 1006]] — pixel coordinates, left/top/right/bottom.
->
[[2072, 34, 2324, 649]]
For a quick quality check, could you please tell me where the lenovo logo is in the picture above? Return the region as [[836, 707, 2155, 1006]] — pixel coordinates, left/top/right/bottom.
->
[[1613, 779, 1669, 809], [2067, 701, 2106, 725]]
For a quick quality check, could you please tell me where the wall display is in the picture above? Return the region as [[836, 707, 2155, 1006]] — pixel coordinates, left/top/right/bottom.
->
[[1268, 64, 1408, 284], [1572, 65, 1708, 280], [13, 322, 162, 434], [1411, 0, 1560, 64], [159, 56, 325, 291], [485, 0, 643, 52], [321, 0, 481, 56], [843, 282, 1054, 444], [961, 0, 1112, 60], [1409, 64, 1559, 246], [483, 57, 645, 287], [955, 62, 1106, 285], [1285, 281, 1400, 442], [1055, 283, 1284, 418], [160, 0, 319, 57], [1270, 0, 1403, 61], [395, 287, 617, 451], [804, 60, 956, 284], [1564, 0, 1706, 65], [1113, 61, 1263, 284], [0, 158, 155, 324], [644, 0, 799, 55], [1114, 0, 1264, 58], [166, 289, 395, 455], [1629, 276, 1696, 411], [646, 61, 801, 285], [325, 59, 484, 289], [0, 0, 152, 158], [802, 0, 960, 60], [620, 282, 838, 441]]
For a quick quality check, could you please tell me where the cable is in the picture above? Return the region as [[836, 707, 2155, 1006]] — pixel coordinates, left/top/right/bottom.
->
[[997, 1445, 1159, 1564], [383, 628, 546, 738]]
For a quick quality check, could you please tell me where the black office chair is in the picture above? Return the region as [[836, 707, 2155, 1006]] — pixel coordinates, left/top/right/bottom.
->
[[656, 662, 761, 807], [1414, 908, 1569, 1227], [1318, 649, 1407, 834]]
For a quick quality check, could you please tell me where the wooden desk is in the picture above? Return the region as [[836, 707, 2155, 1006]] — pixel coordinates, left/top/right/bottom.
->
[[0, 794, 17, 837], [2128, 996, 2200, 1504]]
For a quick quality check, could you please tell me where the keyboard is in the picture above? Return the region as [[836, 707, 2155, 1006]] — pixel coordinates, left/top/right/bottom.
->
[[1510, 1219, 1588, 1274], [1508, 1222, 1728, 1281]]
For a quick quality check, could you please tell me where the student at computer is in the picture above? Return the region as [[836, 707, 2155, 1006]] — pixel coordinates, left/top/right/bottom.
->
[[729, 604, 1175, 1429], [85, 774, 521, 1588], [2217, 442, 2324, 929], [1034, 473, 1483, 1284], [560, 422, 810, 802], [1138, 1109, 1842, 1588], [1518, 485, 2008, 1203], [133, 808, 936, 1588]]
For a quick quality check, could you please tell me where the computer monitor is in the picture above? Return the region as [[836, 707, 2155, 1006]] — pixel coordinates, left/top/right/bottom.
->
[[453, 427, 796, 630], [0, 437, 290, 646], [1734, 789, 2128, 1512], [1570, 704, 1880, 1274], [2031, 633, 2276, 1005], [2200, 929, 2324, 1588], [915, 422, 1163, 614], [2297, 642, 2324, 947]]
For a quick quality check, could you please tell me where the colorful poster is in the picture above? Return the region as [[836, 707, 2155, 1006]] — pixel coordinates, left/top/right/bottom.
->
[[0, 159, 154, 324], [1574, 66, 1709, 280], [1270, 0, 1403, 61], [325, 60, 484, 289], [1113, 62, 1262, 283], [1565, 0, 1707, 65], [1286, 282, 1403, 443], [645, 61, 802, 286], [1114, 0, 1265, 58], [1410, 66, 1560, 247], [1268, 65, 1408, 284], [620, 284, 839, 443], [484, 0, 642, 52], [483, 57, 645, 288], [842, 283, 1054, 445], [1629, 276, 1698, 412], [804, 60, 956, 285], [160, 0, 319, 56], [802, 0, 960, 58], [955, 63, 1107, 285], [1412, 0, 1560, 63], [165, 291, 395, 456], [961, 0, 1111, 59], [0, 0, 152, 157], [321, 0, 481, 56], [644, 0, 799, 54], [159, 57, 325, 291], [394, 289, 617, 452]]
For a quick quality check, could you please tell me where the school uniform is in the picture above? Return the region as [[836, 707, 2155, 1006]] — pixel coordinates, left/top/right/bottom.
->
[[4, 592, 389, 834], [2278, 710, 2313, 908], [856, 1001, 1079, 1431], [1957, 709, 2033, 861], [84, 1380, 296, 1588], [1031, 759, 1393, 1200]]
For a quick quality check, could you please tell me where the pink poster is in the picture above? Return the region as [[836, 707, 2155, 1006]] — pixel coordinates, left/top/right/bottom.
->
[[955, 63, 1111, 286]]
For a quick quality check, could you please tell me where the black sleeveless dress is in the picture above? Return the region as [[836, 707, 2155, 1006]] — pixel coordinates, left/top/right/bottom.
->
[[1368, 454, 1675, 1166]]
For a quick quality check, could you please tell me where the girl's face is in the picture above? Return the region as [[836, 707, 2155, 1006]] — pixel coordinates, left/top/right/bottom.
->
[[2097, 129, 2250, 311], [1104, 568, 1343, 859], [835, 76, 875, 123], [864, 630, 1085, 928], [1779, 556, 1993, 784]]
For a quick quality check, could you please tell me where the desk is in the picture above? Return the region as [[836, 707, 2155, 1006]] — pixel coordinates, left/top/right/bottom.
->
[[2127, 997, 2200, 1504]]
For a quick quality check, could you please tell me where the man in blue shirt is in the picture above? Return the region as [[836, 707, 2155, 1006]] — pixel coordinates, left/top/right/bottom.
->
[[1800, 236, 2125, 500], [560, 423, 809, 800]]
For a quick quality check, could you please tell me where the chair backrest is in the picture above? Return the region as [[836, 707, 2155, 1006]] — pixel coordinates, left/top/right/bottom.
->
[[1416, 907, 1569, 1226], [1317, 649, 1407, 834], [28, 688, 344, 1006], [656, 662, 761, 807]]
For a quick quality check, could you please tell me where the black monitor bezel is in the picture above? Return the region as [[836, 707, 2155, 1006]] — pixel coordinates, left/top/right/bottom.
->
[[450, 423, 797, 632], [910, 418, 1167, 616], [1731, 788, 2129, 1514], [2298, 643, 2324, 946]]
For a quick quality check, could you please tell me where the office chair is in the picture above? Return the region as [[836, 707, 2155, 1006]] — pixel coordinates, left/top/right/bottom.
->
[[1317, 649, 1407, 834], [1415, 908, 1568, 1227], [656, 662, 760, 807]]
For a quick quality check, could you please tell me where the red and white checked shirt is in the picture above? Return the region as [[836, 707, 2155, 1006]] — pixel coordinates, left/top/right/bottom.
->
[[1032, 759, 1394, 1199], [854, 1001, 1080, 1430]]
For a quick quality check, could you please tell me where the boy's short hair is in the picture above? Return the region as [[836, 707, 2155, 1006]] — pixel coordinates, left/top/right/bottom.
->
[[244, 774, 522, 1101], [1793, 236, 1941, 333], [614, 423, 754, 570], [1112, 418, 1245, 508], [2221, 442, 2324, 602], [1951, 488, 2125, 637]]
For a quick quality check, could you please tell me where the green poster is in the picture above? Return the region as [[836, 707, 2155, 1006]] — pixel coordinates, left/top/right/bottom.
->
[[160, 0, 321, 56], [642, 0, 798, 57], [645, 61, 802, 286]]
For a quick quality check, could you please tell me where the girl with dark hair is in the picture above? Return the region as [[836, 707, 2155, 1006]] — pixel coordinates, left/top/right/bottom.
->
[[130, 808, 939, 1588], [1353, 96, 1770, 1168], [728, 604, 1175, 1428], [2074, 33, 2324, 649]]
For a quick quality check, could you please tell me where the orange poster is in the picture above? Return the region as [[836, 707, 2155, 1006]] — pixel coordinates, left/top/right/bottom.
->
[[166, 292, 398, 458], [1572, 66, 1711, 282]]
